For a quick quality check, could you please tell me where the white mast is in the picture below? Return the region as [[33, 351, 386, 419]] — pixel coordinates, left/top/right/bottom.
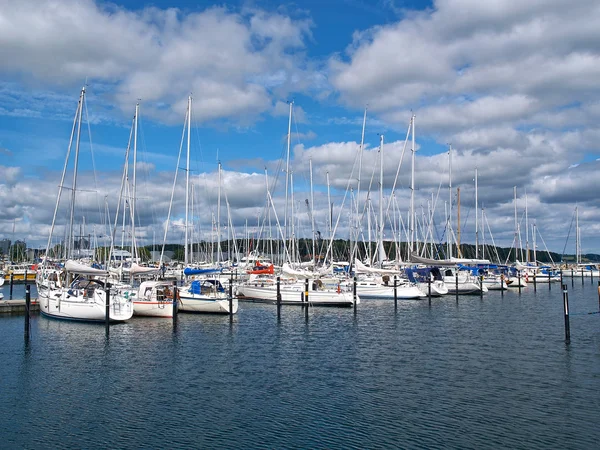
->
[[475, 167, 479, 259], [576, 205, 580, 264], [68, 86, 85, 259], [378, 134, 384, 267], [447, 145, 453, 259], [532, 222, 537, 265], [284, 101, 293, 250], [310, 158, 316, 268], [355, 107, 367, 260], [410, 114, 416, 256], [290, 171, 295, 263], [525, 189, 529, 263], [190, 182, 195, 264], [513, 186, 517, 263], [217, 162, 223, 265], [326, 171, 332, 237], [131, 102, 139, 261], [184, 95, 191, 266]]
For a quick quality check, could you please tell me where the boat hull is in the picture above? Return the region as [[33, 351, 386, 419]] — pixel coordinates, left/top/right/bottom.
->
[[133, 301, 174, 318], [236, 284, 358, 306], [178, 295, 238, 314], [38, 288, 133, 322]]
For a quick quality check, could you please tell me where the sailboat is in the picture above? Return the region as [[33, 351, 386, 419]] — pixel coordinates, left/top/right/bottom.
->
[[37, 87, 133, 322], [108, 103, 171, 317], [174, 96, 238, 314]]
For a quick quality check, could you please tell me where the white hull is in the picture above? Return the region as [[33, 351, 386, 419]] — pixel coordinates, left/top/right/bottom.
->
[[350, 282, 425, 299], [38, 287, 133, 322], [507, 277, 527, 288], [443, 277, 488, 294], [483, 279, 508, 290], [178, 294, 238, 314], [0, 277, 4, 287], [417, 281, 448, 296], [133, 300, 174, 318], [236, 284, 358, 306], [560, 270, 599, 278]]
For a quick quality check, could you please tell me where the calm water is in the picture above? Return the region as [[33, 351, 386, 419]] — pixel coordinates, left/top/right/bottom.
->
[[1, 280, 599, 448]]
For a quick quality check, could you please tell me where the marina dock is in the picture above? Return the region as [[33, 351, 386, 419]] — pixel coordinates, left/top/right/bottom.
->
[[0, 299, 39, 314]]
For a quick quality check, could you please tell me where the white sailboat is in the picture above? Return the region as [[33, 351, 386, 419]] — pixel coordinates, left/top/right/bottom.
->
[[37, 87, 133, 322], [176, 96, 237, 314]]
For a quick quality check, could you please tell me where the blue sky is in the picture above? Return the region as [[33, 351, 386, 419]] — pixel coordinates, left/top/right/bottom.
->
[[1, 0, 600, 255]]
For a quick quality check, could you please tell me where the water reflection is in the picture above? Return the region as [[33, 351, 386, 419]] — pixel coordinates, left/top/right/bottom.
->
[[1, 282, 598, 448]]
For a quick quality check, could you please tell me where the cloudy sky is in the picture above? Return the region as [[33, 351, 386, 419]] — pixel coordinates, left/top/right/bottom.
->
[[1, 0, 599, 257]]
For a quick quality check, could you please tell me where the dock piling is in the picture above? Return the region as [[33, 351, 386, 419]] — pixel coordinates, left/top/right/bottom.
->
[[24, 284, 31, 342], [480, 275, 483, 298], [518, 272, 522, 294], [229, 271, 233, 320], [10, 273, 14, 300], [428, 277, 431, 304], [172, 280, 179, 317], [455, 270, 458, 302], [562, 284, 570, 344], [105, 283, 110, 334], [304, 278, 309, 320], [276, 276, 281, 318], [353, 276, 357, 314], [393, 275, 397, 310]]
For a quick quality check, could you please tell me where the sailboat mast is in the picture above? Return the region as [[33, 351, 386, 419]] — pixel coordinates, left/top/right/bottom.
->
[[448, 145, 453, 259], [132, 102, 139, 261], [379, 134, 384, 267], [575, 206, 580, 264], [284, 101, 293, 248], [525, 189, 529, 263], [184, 95, 191, 266], [457, 187, 461, 257], [68, 86, 85, 259], [513, 186, 517, 263], [310, 158, 316, 267], [290, 171, 295, 262], [410, 114, 415, 256], [217, 162, 222, 265], [475, 168, 479, 259], [532, 223, 537, 264], [326, 171, 332, 236], [191, 182, 195, 264], [355, 107, 367, 261]]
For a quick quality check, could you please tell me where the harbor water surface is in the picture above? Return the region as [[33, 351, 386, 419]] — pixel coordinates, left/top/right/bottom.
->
[[1, 281, 599, 448]]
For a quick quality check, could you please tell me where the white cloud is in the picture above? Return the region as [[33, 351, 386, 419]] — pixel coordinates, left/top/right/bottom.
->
[[0, 0, 314, 125]]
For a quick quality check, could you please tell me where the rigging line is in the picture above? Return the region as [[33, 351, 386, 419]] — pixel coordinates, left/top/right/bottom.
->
[[561, 208, 576, 261], [160, 110, 188, 266], [536, 227, 557, 266], [137, 110, 158, 248], [83, 92, 104, 235], [384, 118, 412, 218]]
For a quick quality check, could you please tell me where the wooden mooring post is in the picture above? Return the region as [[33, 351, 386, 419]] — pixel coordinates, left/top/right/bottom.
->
[[10, 273, 14, 300]]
